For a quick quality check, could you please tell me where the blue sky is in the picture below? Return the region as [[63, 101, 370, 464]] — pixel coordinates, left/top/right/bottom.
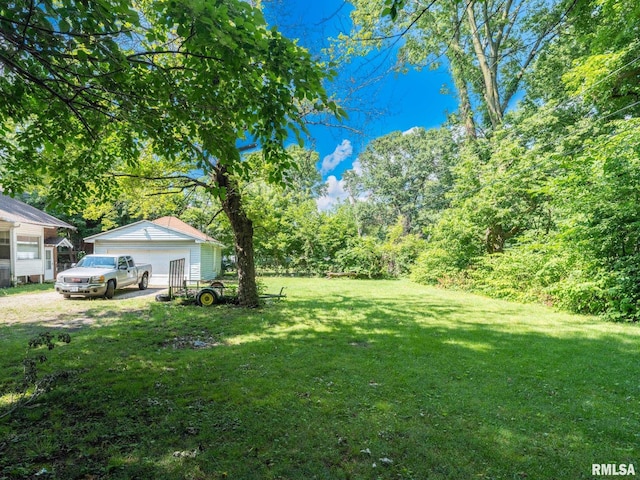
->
[[264, 0, 458, 209]]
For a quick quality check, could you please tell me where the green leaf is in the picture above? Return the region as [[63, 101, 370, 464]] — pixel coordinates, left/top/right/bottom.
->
[[58, 19, 71, 33]]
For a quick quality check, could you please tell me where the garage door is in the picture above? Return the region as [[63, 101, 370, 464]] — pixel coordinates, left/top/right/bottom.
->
[[106, 248, 190, 287]]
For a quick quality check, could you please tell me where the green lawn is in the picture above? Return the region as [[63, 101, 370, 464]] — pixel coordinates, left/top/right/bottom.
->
[[0, 283, 53, 297], [1, 278, 638, 479]]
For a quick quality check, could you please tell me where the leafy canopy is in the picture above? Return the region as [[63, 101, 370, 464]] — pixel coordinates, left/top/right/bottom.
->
[[0, 0, 341, 203]]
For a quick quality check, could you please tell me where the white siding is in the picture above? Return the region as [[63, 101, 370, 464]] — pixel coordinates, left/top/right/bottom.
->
[[14, 224, 45, 279], [199, 244, 222, 280], [200, 244, 214, 281], [214, 247, 222, 276], [190, 246, 201, 282]]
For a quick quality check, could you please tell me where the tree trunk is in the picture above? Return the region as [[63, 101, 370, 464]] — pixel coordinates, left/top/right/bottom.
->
[[214, 164, 259, 307], [449, 8, 477, 140], [466, 2, 503, 129], [485, 224, 520, 254], [450, 55, 477, 140]]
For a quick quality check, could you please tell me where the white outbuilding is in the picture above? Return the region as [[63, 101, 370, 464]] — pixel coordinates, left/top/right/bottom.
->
[[84, 216, 224, 286]]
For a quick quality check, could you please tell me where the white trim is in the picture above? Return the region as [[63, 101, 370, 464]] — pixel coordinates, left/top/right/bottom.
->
[[46, 237, 73, 248]]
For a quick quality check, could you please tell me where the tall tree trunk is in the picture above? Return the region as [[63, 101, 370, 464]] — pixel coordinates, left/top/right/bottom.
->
[[214, 164, 259, 307], [449, 9, 477, 140], [466, 1, 503, 129], [450, 55, 477, 140]]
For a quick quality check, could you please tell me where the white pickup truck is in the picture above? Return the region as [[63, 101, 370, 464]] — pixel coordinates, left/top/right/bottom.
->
[[55, 254, 152, 299]]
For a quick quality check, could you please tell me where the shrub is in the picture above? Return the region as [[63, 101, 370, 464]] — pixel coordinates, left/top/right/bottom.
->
[[546, 270, 608, 316], [382, 232, 426, 276], [601, 255, 640, 322], [542, 255, 640, 322], [411, 246, 470, 286], [335, 237, 385, 278], [468, 244, 573, 304]]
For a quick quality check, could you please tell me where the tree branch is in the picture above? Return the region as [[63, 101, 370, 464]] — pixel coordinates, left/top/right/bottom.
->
[[0, 14, 133, 38], [112, 172, 211, 190], [207, 208, 225, 226], [500, 0, 578, 112]]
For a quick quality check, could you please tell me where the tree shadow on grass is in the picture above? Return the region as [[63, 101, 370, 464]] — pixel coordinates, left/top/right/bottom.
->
[[200, 295, 640, 478], [1, 290, 639, 479]]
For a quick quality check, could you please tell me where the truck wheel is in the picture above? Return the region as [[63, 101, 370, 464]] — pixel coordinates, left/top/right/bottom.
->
[[138, 273, 149, 290], [105, 280, 115, 299], [196, 289, 218, 307]]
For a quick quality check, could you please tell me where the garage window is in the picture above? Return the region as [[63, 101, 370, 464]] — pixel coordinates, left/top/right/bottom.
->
[[17, 235, 40, 260]]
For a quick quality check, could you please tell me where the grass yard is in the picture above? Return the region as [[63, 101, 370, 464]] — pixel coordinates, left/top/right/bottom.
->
[[0, 283, 53, 297], [0, 278, 639, 479]]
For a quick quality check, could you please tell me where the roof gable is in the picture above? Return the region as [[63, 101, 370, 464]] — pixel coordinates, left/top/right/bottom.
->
[[84, 217, 223, 246], [84, 220, 195, 242], [0, 193, 75, 229], [152, 216, 219, 243], [45, 236, 74, 248]]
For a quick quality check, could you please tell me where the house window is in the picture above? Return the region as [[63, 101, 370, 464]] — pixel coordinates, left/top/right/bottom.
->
[[0, 230, 11, 260], [0, 231, 9, 260], [17, 235, 41, 260]]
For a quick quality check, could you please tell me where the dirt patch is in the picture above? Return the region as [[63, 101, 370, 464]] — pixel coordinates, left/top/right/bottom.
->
[[0, 287, 166, 327], [160, 335, 223, 349]]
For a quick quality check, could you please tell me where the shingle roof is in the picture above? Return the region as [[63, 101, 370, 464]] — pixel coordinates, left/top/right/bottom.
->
[[0, 193, 75, 229], [152, 216, 222, 245]]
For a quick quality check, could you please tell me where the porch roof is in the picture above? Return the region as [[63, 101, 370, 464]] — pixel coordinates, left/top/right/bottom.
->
[[0, 194, 75, 230]]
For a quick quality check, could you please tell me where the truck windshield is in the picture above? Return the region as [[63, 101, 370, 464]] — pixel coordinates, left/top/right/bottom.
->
[[77, 256, 116, 268]]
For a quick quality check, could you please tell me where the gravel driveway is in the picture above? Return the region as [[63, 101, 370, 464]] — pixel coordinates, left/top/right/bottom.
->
[[0, 287, 166, 328]]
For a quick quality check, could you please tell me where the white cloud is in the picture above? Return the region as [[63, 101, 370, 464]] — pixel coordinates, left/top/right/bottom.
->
[[316, 175, 349, 211], [321, 139, 353, 174], [402, 126, 420, 136], [351, 158, 362, 176], [316, 160, 371, 211]]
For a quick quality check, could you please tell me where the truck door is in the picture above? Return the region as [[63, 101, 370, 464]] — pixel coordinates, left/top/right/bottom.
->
[[127, 257, 137, 283], [117, 256, 133, 286]]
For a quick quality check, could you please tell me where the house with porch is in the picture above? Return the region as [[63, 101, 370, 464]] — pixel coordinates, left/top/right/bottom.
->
[[0, 193, 75, 287]]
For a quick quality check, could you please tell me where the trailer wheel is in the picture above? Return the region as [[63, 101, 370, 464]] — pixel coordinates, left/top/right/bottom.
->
[[210, 280, 224, 295], [196, 289, 219, 307]]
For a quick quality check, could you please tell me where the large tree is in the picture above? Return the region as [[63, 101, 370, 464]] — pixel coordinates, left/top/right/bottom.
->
[[341, 0, 575, 258], [0, 0, 340, 306], [345, 0, 573, 136], [344, 126, 457, 235]]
